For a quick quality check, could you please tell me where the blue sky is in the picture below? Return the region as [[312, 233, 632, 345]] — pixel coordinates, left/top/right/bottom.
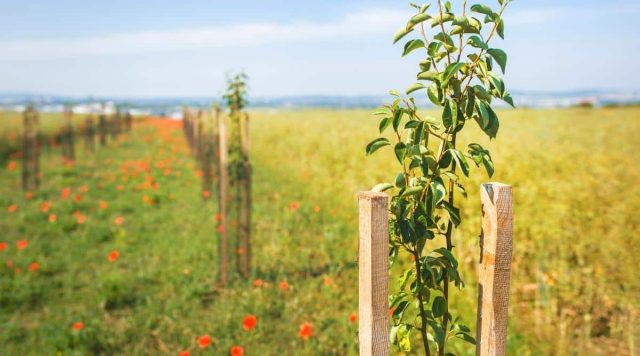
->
[[1, 0, 639, 97]]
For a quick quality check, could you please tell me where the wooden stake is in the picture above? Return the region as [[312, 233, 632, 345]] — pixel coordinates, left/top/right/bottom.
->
[[21, 105, 39, 191], [476, 183, 514, 356], [358, 191, 390, 356], [217, 113, 229, 285], [239, 112, 251, 279]]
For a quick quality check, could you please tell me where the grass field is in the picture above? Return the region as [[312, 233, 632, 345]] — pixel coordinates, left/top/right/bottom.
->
[[0, 108, 639, 355]]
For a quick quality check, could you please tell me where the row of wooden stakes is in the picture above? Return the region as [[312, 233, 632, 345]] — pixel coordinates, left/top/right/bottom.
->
[[20, 104, 133, 191]]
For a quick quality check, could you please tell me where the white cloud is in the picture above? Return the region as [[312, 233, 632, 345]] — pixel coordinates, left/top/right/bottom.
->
[[0, 9, 410, 61]]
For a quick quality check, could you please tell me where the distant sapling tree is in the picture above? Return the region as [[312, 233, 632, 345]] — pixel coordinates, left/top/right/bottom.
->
[[365, 1, 513, 354]]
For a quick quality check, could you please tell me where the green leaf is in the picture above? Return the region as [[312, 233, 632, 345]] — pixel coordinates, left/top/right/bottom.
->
[[427, 83, 442, 106], [366, 137, 390, 155], [393, 26, 414, 44], [503, 93, 515, 107], [430, 180, 446, 208], [442, 62, 465, 84], [467, 35, 488, 50], [390, 90, 401, 97], [496, 18, 505, 39], [449, 149, 470, 177], [379, 117, 391, 133], [403, 39, 425, 56], [372, 183, 393, 192], [392, 109, 404, 131], [406, 83, 426, 95], [487, 48, 507, 73], [442, 99, 458, 130], [395, 173, 406, 188], [432, 296, 447, 317], [431, 13, 455, 27], [394, 142, 407, 163], [470, 4, 494, 16], [401, 185, 423, 197], [441, 201, 461, 226], [417, 71, 439, 81], [409, 12, 432, 25]]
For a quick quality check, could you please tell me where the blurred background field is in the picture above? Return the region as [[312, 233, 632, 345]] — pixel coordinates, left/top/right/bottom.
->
[[0, 107, 638, 355]]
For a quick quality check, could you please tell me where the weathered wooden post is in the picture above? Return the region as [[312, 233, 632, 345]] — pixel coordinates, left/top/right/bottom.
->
[[98, 110, 108, 146], [217, 112, 229, 285], [476, 183, 514, 356], [21, 104, 40, 191], [238, 112, 252, 279], [125, 110, 133, 131], [61, 106, 75, 161], [84, 116, 95, 153], [358, 191, 390, 356]]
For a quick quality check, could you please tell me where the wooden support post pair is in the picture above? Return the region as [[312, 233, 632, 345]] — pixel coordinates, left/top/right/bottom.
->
[[21, 105, 40, 191], [98, 112, 108, 146], [216, 111, 252, 284], [61, 107, 75, 161], [84, 116, 95, 153], [357, 183, 513, 356]]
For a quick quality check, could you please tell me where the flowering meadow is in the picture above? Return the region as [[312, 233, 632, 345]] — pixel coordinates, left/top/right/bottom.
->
[[0, 107, 639, 354]]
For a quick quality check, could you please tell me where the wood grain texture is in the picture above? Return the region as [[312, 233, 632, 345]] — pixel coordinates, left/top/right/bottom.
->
[[476, 183, 514, 356], [358, 191, 390, 356], [217, 113, 229, 285]]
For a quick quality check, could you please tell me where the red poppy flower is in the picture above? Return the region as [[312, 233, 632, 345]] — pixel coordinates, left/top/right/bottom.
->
[[242, 315, 257, 331], [74, 213, 86, 224], [29, 262, 40, 272], [279, 281, 289, 291], [108, 250, 120, 262], [289, 202, 299, 211], [216, 225, 225, 233], [198, 335, 211, 349], [99, 200, 109, 209], [230, 346, 244, 356], [178, 351, 190, 356], [74, 194, 83, 203], [6, 161, 17, 170], [252, 279, 263, 287], [72, 321, 84, 331], [298, 322, 312, 340], [323, 276, 333, 286], [79, 185, 89, 193], [113, 216, 125, 225], [24, 192, 33, 200], [49, 214, 57, 223], [0, 242, 7, 251], [7, 204, 17, 213], [16, 239, 28, 250], [40, 201, 51, 213], [61, 187, 71, 200], [349, 312, 358, 324], [202, 190, 210, 198], [313, 205, 320, 213]]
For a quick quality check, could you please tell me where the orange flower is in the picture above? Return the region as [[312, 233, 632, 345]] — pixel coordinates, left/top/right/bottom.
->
[[113, 216, 125, 225], [74, 194, 83, 203], [74, 213, 86, 224], [215, 213, 222, 222], [0, 242, 7, 251], [7, 204, 17, 213], [99, 200, 109, 209], [40, 201, 51, 213], [108, 250, 120, 262], [202, 190, 210, 198], [313, 205, 321, 213], [116, 184, 125, 191], [298, 322, 312, 340], [72, 321, 84, 331], [236, 248, 245, 255], [198, 335, 211, 349], [242, 315, 257, 331], [143, 195, 153, 205], [79, 185, 89, 193], [279, 281, 289, 291], [252, 279, 263, 287], [349, 312, 358, 324], [28, 262, 40, 272], [6, 161, 17, 170], [216, 225, 225, 233], [61, 187, 71, 200], [49, 214, 57, 223], [289, 202, 299, 211], [16, 239, 28, 250], [178, 351, 190, 356], [230, 346, 244, 356], [24, 192, 33, 200], [323, 276, 333, 286]]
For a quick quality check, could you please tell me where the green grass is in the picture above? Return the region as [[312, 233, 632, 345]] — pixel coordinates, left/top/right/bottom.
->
[[0, 108, 639, 355]]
